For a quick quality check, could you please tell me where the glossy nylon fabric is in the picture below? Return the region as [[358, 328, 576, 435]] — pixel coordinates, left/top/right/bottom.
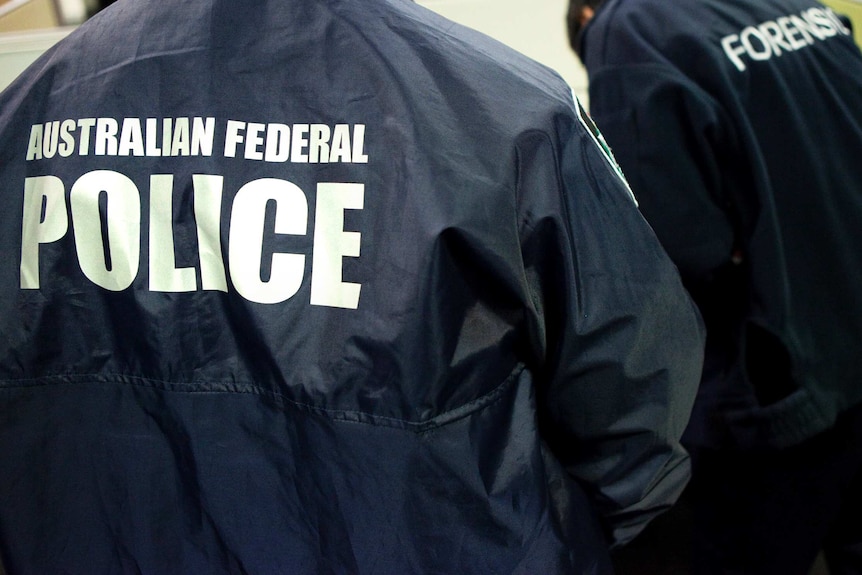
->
[[581, 0, 862, 449], [0, 0, 703, 572], [0, 371, 607, 573]]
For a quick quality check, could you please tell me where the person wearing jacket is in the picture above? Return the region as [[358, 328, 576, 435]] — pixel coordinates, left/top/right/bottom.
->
[[569, 0, 862, 573], [0, 1, 704, 573]]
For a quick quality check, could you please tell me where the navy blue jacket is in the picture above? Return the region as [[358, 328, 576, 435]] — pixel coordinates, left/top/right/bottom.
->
[[0, 1, 703, 573], [581, 0, 862, 449]]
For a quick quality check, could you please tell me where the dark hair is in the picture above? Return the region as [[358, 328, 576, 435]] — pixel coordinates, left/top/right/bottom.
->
[[88, 0, 119, 18], [566, 0, 607, 53]]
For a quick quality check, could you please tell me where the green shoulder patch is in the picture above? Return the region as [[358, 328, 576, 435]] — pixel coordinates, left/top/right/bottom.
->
[[574, 94, 637, 205]]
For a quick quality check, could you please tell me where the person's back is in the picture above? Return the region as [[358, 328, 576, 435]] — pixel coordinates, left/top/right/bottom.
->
[[574, 0, 862, 572], [580, 0, 862, 449], [0, 1, 704, 573]]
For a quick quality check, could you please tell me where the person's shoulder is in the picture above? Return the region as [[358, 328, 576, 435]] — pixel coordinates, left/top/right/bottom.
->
[[584, 0, 720, 67], [589, 0, 698, 39], [0, 0, 186, 93], [588, 0, 654, 33], [381, 0, 576, 106]]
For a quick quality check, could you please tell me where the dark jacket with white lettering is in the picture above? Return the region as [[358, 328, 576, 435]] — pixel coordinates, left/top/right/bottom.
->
[[579, 0, 862, 449], [0, 1, 704, 573]]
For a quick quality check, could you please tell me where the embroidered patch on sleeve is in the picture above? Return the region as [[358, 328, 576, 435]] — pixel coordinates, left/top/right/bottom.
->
[[573, 92, 637, 205]]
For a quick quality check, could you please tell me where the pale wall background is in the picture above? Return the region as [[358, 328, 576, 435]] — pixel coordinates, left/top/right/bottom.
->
[[0, 26, 71, 88]]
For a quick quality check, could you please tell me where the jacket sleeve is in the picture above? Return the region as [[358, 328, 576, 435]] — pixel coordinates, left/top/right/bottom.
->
[[586, 62, 741, 282], [517, 100, 705, 546]]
